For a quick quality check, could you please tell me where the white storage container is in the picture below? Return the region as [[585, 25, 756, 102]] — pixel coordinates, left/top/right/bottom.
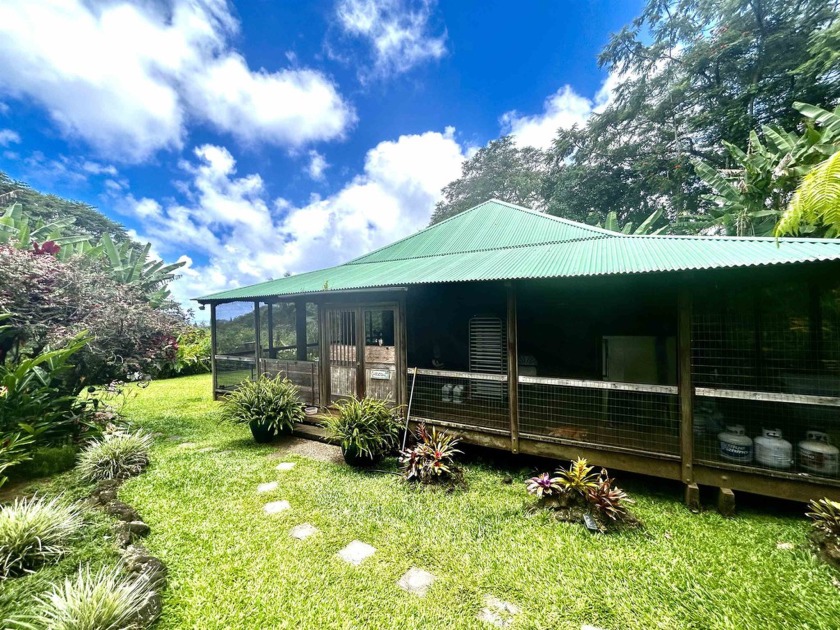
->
[[755, 428, 793, 469], [798, 431, 839, 475], [718, 425, 753, 463]]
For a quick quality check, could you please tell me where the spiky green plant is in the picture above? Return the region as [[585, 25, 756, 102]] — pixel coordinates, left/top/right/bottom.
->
[[76, 431, 153, 482], [0, 496, 83, 578], [220, 374, 304, 437], [586, 468, 633, 522], [555, 457, 599, 495], [321, 397, 401, 462], [399, 423, 462, 483], [806, 498, 840, 538], [10, 564, 158, 629]]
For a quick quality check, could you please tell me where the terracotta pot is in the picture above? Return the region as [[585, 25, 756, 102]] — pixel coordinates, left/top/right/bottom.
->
[[249, 420, 276, 444]]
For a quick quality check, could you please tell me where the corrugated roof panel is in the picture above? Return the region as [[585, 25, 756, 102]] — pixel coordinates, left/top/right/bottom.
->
[[197, 200, 840, 302]]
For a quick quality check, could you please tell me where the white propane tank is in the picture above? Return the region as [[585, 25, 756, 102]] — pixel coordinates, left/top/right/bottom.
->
[[718, 425, 753, 463], [441, 384, 453, 402], [755, 428, 793, 469], [798, 431, 839, 475], [451, 384, 464, 405]]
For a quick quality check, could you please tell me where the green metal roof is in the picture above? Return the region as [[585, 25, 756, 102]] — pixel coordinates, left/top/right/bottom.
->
[[196, 199, 840, 302]]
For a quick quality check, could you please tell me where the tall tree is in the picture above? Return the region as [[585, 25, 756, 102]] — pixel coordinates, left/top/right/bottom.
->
[[429, 137, 547, 225]]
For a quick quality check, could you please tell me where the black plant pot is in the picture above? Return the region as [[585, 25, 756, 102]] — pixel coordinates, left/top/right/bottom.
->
[[277, 423, 294, 437], [342, 444, 381, 468], [249, 420, 276, 444]]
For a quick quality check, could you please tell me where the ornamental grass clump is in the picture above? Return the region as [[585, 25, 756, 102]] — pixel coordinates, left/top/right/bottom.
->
[[77, 430, 153, 482], [806, 498, 840, 568], [220, 375, 304, 443], [0, 496, 83, 578], [11, 564, 159, 630], [321, 397, 402, 466]]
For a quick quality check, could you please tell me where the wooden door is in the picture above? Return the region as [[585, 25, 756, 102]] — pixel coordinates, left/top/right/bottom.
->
[[326, 307, 358, 403], [362, 307, 397, 403]]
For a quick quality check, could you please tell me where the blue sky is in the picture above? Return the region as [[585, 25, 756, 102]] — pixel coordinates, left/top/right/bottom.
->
[[0, 0, 642, 316]]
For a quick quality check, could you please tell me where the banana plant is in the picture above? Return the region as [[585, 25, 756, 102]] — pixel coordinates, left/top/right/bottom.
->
[[0, 203, 89, 250], [694, 102, 840, 236], [601, 208, 667, 235]]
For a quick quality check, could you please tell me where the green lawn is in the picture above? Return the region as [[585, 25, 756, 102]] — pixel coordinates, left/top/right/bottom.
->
[[5, 374, 840, 629]]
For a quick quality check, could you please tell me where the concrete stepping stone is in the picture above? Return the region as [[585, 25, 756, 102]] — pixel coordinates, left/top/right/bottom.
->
[[776, 541, 794, 550], [582, 626, 607, 630], [337, 540, 376, 566], [290, 523, 318, 540], [196, 446, 215, 453], [177, 442, 197, 449], [397, 568, 436, 596], [257, 481, 278, 493], [276, 462, 296, 471], [263, 500, 290, 515], [477, 595, 520, 628]]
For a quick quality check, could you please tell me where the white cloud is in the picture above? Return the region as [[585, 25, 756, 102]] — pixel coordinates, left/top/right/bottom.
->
[[21, 151, 119, 186], [335, 0, 446, 79], [306, 151, 329, 180], [0, 129, 20, 146], [0, 0, 355, 162], [126, 130, 468, 310], [499, 71, 625, 150]]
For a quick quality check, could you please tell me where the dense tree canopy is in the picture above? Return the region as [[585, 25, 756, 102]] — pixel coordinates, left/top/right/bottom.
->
[[431, 0, 840, 234]]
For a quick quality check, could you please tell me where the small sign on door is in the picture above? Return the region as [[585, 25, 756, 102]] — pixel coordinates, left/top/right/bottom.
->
[[370, 369, 391, 380]]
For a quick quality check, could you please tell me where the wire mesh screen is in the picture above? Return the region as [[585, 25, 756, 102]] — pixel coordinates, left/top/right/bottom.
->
[[261, 358, 320, 406], [694, 396, 839, 479], [409, 370, 510, 433], [519, 378, 680, 455], [215, 302, 257, 391], [692, 278, 840, 478]]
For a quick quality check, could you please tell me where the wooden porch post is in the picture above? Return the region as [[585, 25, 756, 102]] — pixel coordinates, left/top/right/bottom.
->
[[318, 300, 330, 407], [678, 286, 696, 507], [266, 301, 274, 359], [507, 282, 520, 454], [295, 299, 308, 362], [254, 301, 262, 378], [209, 303, 218, 398]]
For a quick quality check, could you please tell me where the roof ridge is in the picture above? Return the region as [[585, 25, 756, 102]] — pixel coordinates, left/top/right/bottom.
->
[[347, 198, 617, 265]]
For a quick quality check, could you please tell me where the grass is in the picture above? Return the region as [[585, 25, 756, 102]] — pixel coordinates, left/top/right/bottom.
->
[[4, 373, 840, 629]]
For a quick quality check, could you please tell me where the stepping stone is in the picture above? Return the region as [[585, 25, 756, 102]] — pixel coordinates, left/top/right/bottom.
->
[[337, 540, 376, 566], [477, 595, 520, 628], [776, 541, 794, 550], [276, 462, 296, 471], [177, 442, 197, 449], [397, 568, 436, 596], [196, 446, 215, 453], [263, 500, 290, 515], [257, 481, 278, 493], [290, 523, 318, 540], [582, 626, 607, 630]]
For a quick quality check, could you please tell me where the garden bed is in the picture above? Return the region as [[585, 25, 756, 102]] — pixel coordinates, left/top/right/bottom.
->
[[4, 374, 839, 629]]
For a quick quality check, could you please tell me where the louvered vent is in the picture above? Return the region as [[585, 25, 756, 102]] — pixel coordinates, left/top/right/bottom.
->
[[469, 315, 506, 400]]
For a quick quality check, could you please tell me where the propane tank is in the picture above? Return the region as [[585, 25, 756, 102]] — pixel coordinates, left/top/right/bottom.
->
[[718, 425, 753, 463], [441, 383, 453, 402], [451, 384, 464, 404], [798, 431, 839, 475], [755, 428, 793, 469]]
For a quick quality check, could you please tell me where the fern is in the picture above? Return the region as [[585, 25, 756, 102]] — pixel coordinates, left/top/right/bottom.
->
[[776, 150, 840, 237]]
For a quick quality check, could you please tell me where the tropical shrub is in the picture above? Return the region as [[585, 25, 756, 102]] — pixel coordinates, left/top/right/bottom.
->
[[807, 498, 840, 538], [0, 496, 83, 578], [159, 327, 211, 377], [555, 457, 599, 495], [586, 469, 633, 522], [12, 564, 159, 629], [399, 423, 462, 484], [0, 432, 34, 490], [525, 472, 562, 499], [220, 374, 304, 443], [77, 431, 154, 482], [321, 397, 401, 465]]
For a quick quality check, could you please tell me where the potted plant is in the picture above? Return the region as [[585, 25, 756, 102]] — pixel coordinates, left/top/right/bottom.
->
[[220, 374, 304, 443], [321, 397, 401, 466]]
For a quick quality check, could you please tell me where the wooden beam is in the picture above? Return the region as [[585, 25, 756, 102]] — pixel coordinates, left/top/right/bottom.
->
[[295, 299, 307, 362], [694, 464, 840, 502], [678, 287, 694, 487], [254, 302, 261, 378], [209, 303, 218, 399], [506, 282, 520, 453], [318, 301, 330, 407], [266, 302, 275, 359]]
